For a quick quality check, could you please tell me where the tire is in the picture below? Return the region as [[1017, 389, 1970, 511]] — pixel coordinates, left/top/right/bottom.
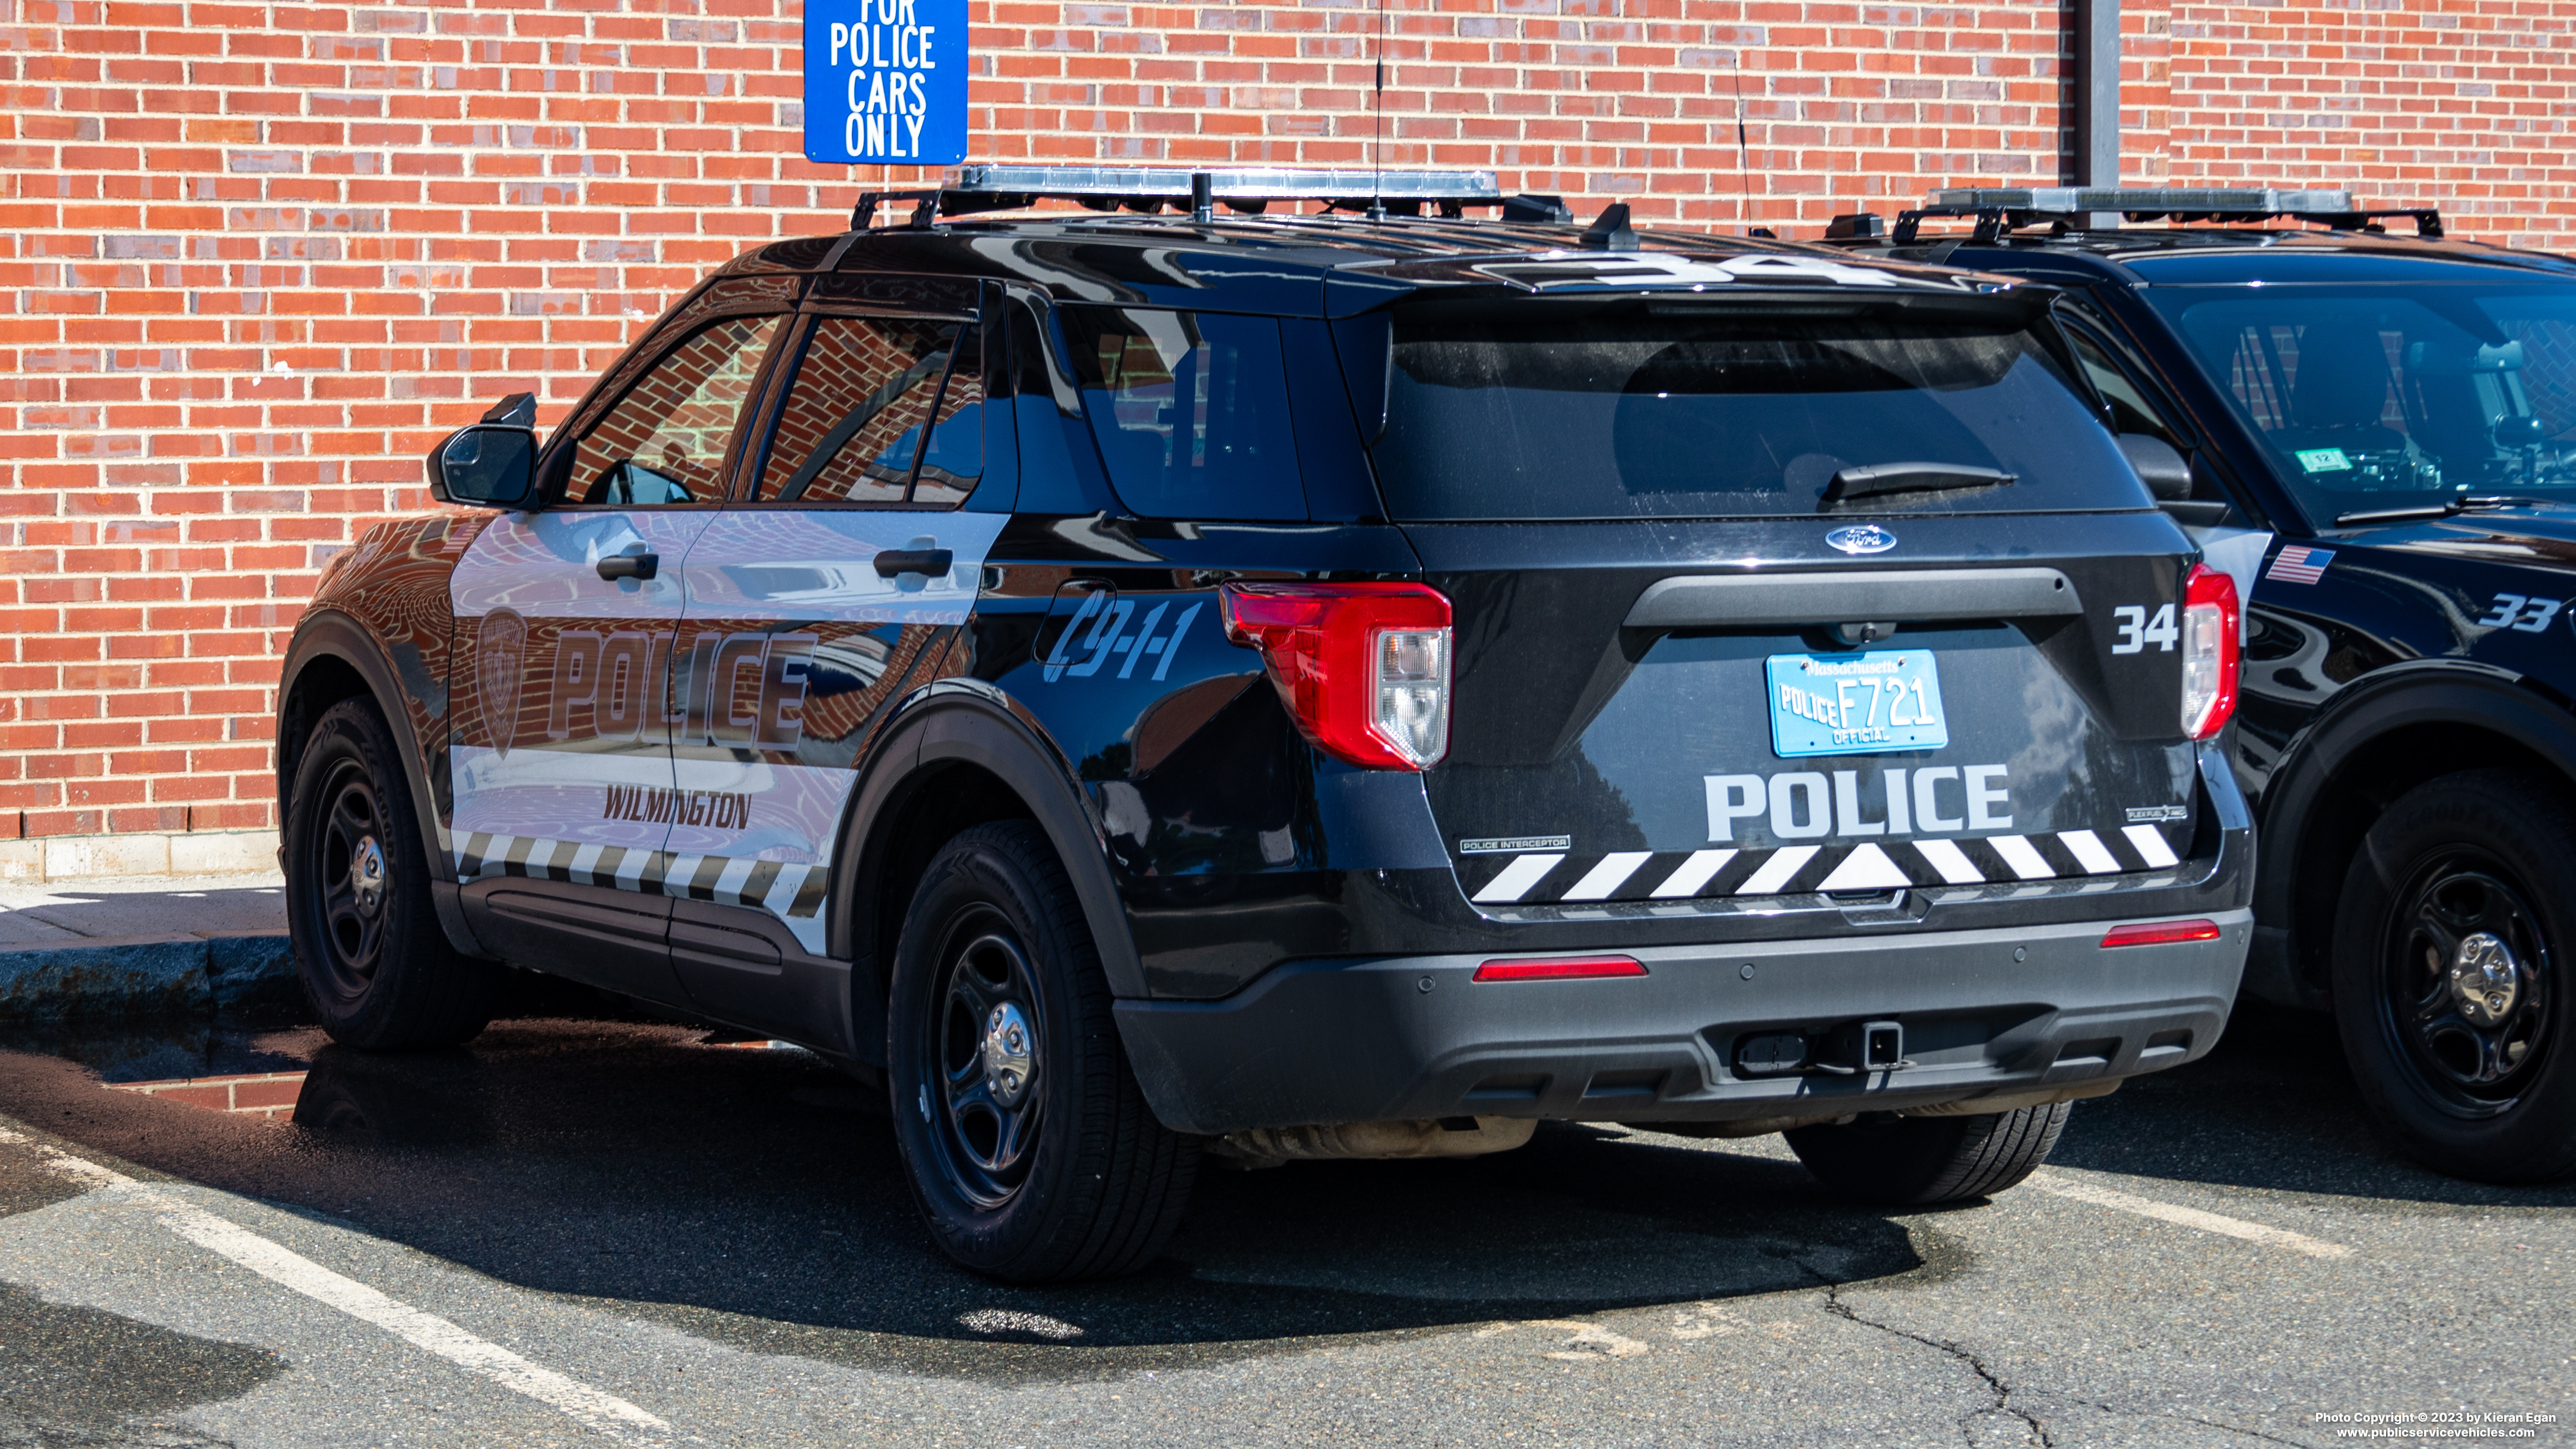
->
[[886, 821, 1197, 1282], [283, 698, 496, 1049], [1785, 1103, 2072, 1204], [2331, 769, 2576, 1183]]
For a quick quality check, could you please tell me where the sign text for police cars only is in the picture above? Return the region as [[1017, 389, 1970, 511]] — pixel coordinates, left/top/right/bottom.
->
[[803, 0, 966, 164]]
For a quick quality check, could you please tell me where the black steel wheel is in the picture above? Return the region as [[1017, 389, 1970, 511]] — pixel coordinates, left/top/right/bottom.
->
[[306, 756, 392, 1002], [2382, 856, 2549, 1109], [284, 698, 496, 1050], [2334, 769, 2576, 1182], [923, 915, 1048, 1210], [886, 820, 1197, 1282]]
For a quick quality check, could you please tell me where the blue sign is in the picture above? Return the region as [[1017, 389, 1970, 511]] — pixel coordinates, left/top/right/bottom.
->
[[803, 0, 967, 165]]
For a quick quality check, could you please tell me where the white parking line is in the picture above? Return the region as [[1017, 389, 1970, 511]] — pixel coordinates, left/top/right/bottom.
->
[[2026, 1171, 2353, 1260], [0, 1127, 668, 1439]]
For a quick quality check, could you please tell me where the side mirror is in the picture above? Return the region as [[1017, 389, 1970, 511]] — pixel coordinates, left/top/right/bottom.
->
[[427, 424, 538, 509], [2116, 433, 2193, 502]]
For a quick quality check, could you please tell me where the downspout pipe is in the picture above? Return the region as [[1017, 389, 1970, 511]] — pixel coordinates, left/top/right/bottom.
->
[[2073, 0, 2121, 227]]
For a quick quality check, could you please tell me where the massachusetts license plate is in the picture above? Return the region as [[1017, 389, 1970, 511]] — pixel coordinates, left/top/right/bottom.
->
[[1766, 650, 1949, 758]]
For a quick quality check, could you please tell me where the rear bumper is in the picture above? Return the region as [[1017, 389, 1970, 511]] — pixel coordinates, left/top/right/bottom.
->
[[1114, 910, 2252, 1135]]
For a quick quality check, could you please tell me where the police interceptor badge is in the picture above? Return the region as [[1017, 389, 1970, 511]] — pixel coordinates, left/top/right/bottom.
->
[[1825, 524, 1899, 555]]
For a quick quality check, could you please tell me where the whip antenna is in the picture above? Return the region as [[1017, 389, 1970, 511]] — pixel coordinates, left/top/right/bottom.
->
[[1732, 57, 1752, 232], [1370, 0, 1387, 219]]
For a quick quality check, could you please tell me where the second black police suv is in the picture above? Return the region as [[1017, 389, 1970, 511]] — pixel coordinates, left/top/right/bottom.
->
[[281, 167, 2253, 1281], [1833, 187, 2576, 1184]]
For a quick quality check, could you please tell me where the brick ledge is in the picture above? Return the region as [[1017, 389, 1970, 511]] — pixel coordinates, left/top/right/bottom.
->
[[0, 830, 281, 883]]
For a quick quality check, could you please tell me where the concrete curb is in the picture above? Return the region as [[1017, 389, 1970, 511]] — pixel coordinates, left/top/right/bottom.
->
[[0, 933, 300, 1023], [0, 828, 280, 883]]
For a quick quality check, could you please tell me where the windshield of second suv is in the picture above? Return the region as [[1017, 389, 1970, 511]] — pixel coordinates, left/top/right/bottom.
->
[[2146, 282, 2576, 519], [1369, 297, 2144, 521]]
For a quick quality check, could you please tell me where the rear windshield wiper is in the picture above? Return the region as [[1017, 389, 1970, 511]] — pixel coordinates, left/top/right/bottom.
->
[[1824, 462, 2017, 505], [2334, 495, 2550, 527]]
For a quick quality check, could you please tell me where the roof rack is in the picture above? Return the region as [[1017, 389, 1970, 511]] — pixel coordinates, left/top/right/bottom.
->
[[1890, 187, 2443, 243], [851, 164, 1571, 230]]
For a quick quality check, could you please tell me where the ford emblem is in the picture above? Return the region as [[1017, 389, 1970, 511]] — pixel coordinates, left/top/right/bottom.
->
[[1826, 524, 1899, 556]]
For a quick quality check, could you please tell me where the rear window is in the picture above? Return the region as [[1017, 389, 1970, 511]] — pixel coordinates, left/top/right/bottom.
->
[[1058, 306, 1307, 521], [1370, 299, 2144, 520]]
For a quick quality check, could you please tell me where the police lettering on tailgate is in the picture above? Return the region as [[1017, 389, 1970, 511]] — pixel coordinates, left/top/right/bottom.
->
[[1706, 765, 2014, 841]]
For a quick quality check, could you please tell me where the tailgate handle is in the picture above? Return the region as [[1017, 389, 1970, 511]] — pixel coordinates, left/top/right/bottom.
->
[[1624, 567, 2082, 630]]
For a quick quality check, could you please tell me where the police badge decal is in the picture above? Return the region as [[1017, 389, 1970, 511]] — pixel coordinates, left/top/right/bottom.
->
[[476, 607, 528, 756]]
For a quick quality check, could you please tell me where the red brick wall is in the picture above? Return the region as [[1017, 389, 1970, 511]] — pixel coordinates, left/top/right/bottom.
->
[[3, 0, 2572, 842]]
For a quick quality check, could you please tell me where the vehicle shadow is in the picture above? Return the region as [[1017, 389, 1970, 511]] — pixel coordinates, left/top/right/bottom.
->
[[0, 1017, 1924, 1377], [2048, 998, 2576, 1209]]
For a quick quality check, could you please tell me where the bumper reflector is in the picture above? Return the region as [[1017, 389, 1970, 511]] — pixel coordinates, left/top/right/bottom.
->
[[1471, 955, 1648, 982], [2100, 918, 2222, 949]]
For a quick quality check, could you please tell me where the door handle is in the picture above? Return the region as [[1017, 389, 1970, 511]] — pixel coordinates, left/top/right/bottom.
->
[[596, 552, 659, 581], [873, 548, 952, 579]]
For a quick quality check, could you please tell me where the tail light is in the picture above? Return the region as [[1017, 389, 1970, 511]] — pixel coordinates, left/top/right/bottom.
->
[[2179, 563, 2241, 740], [2101, 918, 2222, 948], [1220, 582, 1452, 770]]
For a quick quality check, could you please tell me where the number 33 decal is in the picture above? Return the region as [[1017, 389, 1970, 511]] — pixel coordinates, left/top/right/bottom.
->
[[2479, 593, 2565, 633]]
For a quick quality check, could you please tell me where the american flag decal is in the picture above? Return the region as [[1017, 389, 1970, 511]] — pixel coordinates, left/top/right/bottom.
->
[[2266, 545, 2334, 585]]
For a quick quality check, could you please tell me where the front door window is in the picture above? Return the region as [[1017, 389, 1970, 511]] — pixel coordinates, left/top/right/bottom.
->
[[573, 315, 784, 506]]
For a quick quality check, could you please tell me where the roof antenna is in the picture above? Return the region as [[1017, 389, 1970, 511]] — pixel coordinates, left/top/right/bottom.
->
[[1731, 56, 1753, 234], [1368, 0, 1387, 220]]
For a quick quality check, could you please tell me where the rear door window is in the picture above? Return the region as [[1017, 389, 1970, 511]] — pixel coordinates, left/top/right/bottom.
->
[[754, 315, 980, 506], [1368, 298, 2143, 520], [2059, 313, 2192, 449], [1058, 306, 1306, 521], [910, 323, 988, 507]]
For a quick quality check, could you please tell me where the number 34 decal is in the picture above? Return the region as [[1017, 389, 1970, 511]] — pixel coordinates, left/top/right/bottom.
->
[[2111, 604, 2179, 654], [2478, 594, 2565, 633]]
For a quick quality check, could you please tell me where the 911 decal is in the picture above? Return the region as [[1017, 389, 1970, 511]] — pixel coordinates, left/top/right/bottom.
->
[[2477, 593, 2564, 633], [1038, 590, 1203, 683]]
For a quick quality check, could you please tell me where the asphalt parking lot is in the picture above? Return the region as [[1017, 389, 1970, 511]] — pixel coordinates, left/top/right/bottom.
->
[[0, 995, 2566, 1448]]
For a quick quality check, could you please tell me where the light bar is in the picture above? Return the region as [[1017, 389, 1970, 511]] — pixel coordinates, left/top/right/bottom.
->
[[948, 164, 1501, 204], [1890, 186, 2442, 243], [1928, 186, 2358, 215]]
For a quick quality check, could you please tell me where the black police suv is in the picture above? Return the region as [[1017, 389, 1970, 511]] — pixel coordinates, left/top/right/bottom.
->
[[275, 166, 2253, 1281], [1833, 186, 2576, 1183]]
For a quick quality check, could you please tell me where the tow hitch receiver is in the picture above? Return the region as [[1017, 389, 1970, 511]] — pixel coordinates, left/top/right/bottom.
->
[[1815, 1019, 1910, 1074], [1733, 1020, 1912, 1077]]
